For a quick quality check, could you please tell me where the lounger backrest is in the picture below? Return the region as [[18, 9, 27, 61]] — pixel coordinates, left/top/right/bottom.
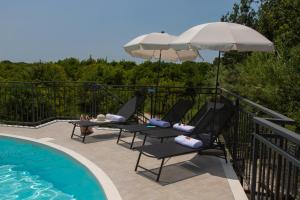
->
[[161, 99, 193, 125], [188, 102, 224, 126], [116, 95, 145, 120], [188, 103, 209, 126], [198, 97, 235, 146], [211, 97, 235, 134], [191, 106, 222, 135]]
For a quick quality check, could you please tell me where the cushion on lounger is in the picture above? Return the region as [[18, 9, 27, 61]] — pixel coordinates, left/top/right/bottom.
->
[[174, 135, 203, 148], [149, 118, 171, 128], [105, 114, 126, 122], [173, 123, 195, 133]]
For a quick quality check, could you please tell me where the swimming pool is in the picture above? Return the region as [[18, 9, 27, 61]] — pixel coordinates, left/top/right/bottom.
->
[[0, 135, 119, 200]]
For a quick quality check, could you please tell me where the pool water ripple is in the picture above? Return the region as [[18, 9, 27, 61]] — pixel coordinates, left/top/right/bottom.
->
[[0, 165, 75, 200], [0, 137, 107, 200]]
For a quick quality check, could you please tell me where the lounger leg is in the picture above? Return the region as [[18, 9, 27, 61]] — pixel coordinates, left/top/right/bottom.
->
[[71, 124, 76, 138], [82, 127, 88, 143], [156, 158, 165, 182], [142, 135, 147, 146], [223, 144, 228, 163], [117, 129, 123, 144], [135, 151, 143, 171], [160, 138, 164, 143], [130, 132, 137, 149]]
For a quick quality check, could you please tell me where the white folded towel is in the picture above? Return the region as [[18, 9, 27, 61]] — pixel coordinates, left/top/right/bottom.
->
[[173, 123, 195, 133], [105, 114, 126, 122], [149, 118, 170, 128], [97, 114, 106, 121], [174, 135, 203, 148]]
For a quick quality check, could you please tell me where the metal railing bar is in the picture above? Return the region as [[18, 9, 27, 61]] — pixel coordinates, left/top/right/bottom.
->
[[253, 133, 300, 167], [264, 118, 296, 125], [254, 117, 300, 145], [221, 88, 295, 124]]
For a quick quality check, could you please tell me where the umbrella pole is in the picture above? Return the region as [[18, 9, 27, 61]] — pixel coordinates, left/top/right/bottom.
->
[[212, 51, 221, 132], [213, 51, 221, 111], [153, 50, 162, 117]]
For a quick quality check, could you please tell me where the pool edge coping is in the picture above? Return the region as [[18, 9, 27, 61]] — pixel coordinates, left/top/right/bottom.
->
[[0, 133, 122, 200], [220, 158, 248, 200]]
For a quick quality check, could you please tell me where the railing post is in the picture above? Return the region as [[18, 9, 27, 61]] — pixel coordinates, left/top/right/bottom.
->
[[251, 123, 259, 200], [53, 82, 56, 118], [153, 87, 158, 118], [63, 83, 66, 116], [147, 88, 154, 118], [31, 83, 36, 123], [233, 98, 239, 164], [275, 136, 283, 199], [294, 146, 300, 197], [92, 83, 97, 117]]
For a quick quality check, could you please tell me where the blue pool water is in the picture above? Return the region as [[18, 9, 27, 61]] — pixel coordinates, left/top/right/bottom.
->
[[0, 136, 107, 200]]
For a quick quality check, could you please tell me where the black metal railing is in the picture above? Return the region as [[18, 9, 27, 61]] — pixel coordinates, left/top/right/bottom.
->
[[251, 118, 300, 200], [0, 81, 299, 199], [0, 82, 216, 126], [220, 88, 299, 199]]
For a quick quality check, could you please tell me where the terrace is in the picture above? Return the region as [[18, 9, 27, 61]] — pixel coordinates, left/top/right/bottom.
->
[[0, 82, 299, 200]]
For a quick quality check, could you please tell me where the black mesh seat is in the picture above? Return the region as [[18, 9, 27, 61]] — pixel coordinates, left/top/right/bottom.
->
[[134, 97, 236, 182], [114, 124, 157, 132], [139, 102, 224, 143], [114, 98, 194, 130], [136, 142, 201, 159], [70, 94, 145, 143], [135, 133, 216, 159], [114, 99, 194, 149]]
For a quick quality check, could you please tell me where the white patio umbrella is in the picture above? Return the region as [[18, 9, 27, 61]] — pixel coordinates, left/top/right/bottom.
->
[[124, 31, 199, 116], [170, 22, 274, 112], [124, 32, 199, 63]]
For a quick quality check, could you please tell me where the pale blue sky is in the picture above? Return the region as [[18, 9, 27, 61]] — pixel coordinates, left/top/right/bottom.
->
[[0, 0, 237, 63]]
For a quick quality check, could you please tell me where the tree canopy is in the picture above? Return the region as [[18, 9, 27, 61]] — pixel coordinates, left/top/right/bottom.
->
[[0, 58, 212, 87], [220, 0, 300, 131]]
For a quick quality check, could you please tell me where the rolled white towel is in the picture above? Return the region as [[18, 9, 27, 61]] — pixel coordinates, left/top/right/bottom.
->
[[97, 114, 106, 121], [149, 118, 170, 128], [105, 114, 126, 122], [173, 123, 195, 134], [174, 135, 203, 149]]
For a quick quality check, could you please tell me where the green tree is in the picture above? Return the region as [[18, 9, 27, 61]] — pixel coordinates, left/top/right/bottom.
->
[[220, 0, 300, 131]]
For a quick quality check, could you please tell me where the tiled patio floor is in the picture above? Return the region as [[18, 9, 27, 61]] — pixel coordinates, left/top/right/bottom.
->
[[0, 121, 247, 200]]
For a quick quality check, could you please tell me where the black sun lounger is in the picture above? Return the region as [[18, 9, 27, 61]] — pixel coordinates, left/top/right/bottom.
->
[[139, 102, 224, 145], [134, 98, 235, 182], [113, 99, 193, 148], [70, 94, 145, 143]]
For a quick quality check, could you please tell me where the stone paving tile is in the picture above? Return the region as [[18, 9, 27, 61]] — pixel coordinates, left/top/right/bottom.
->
[[0, 122, 236, 200]]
